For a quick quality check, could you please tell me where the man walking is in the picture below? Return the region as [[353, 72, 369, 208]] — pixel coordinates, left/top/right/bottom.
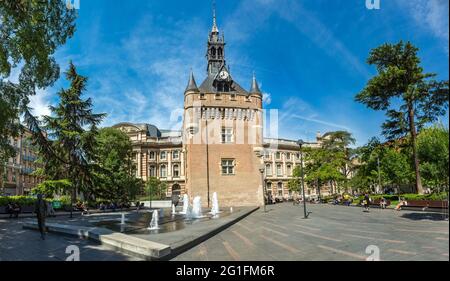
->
[[34, 194, 48, 240]]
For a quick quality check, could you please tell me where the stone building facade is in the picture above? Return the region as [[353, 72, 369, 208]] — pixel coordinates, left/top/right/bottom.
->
[[113, 12, 333, 207], [0, 127, 44, 196]]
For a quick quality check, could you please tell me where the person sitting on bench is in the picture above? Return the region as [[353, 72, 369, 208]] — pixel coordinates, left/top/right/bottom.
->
[[395, 198, 407, 211], [380, 197, 387, 209]]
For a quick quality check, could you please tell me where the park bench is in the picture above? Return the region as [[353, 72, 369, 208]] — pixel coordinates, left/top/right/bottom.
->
[[370, 199, 391, 208], [402, 200, 448, 212]]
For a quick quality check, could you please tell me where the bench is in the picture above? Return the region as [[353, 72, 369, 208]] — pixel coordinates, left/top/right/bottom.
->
[[370, 199, 391, 208], [402, 200, 448, 211]]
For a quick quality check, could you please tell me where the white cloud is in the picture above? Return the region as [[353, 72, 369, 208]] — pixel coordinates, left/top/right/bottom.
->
[[398, 0, 449, 54], [29, 89, 52, 118]]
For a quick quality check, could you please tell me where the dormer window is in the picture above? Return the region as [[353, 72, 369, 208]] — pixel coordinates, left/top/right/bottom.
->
[[200, 93, 205, 99]]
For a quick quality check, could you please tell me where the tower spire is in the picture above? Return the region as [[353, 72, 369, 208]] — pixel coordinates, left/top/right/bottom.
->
[[212, 0, 218, 33], [185, 69, 199, 93], [250, 72, 262, 95]]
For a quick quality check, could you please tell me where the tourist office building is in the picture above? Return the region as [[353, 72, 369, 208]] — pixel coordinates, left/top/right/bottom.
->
[[113, 12, 334, 207]]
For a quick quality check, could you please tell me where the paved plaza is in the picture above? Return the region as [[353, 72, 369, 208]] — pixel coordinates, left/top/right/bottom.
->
[[0, 203, 448, 261], [173, 204, 449, 261]]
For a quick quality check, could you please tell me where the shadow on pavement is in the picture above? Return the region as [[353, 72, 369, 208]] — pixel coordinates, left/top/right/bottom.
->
[[400, 212, 449, 221]]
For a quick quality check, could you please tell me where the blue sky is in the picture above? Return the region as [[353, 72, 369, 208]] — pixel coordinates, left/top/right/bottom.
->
[[25, 0, 449, 146]]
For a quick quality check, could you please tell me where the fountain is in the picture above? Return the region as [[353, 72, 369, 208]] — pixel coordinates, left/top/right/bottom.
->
[[147, 210, 160, 230], [210, 192, 221, 216], [230, 207, 233, 213], [191, 196, 204, 218], [172, 204, 177, 216], [180, 194, 189, 215], [120, 213, 126, 225]]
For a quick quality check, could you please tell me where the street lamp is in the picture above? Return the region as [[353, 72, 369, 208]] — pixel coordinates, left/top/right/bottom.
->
[[259, 166, 267, 212], [297, 139, 309, 219]]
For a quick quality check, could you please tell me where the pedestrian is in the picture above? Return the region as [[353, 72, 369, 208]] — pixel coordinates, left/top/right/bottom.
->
[[34, 194, 48, 240], [172, 193, 179, 207], [362, 193, 370, 212]]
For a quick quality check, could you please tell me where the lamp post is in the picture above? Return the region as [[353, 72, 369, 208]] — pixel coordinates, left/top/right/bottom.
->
[[259, 166, 267, 212], [297, 139, 309, 219]]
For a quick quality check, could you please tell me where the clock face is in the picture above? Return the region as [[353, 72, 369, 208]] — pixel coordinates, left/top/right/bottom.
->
[[219, 70, 229, 80]]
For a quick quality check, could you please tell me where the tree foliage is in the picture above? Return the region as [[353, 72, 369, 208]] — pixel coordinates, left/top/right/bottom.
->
[[33, 62, 105, 201], [0, 0, 76, 165], [146, 177, 168, 200], [93, 127, 144, 202], [417, 124, 449, 190], [355, 41, 449, 194]]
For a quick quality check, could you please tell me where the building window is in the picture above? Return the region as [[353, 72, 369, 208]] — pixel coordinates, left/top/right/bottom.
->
[[286, 153, 291, 160], [200, 93, 205, 99], [296, 153, 300, 160], [160, 165, 167, 178], [230, 94, 236, 100], [221, 159, 235, 175], [149, 151, 155, 160], [277, 164, 282, 176], [287, 165, 292, 176], [149, 166, 156, 177], [264, 151, 270, 160], [221, 127, 233, 144], [277, 182, 283, 197], [160, 151, 167, 160], [173, 164, 180, 178], [266, 164, 272, 176], [266, 182, 272, 193], [172, 150, 179, 160], [276, 152, 281, 160]]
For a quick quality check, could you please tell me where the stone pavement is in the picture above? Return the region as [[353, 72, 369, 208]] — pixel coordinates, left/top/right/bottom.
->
[[172, 203, 449, 261], [0, 217, 139, 261], [1, 203, 448, 261]]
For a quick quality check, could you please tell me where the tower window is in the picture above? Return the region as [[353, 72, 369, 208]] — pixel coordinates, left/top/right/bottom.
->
[[221, 159, 235, 175], [221, 127, 233, 143]]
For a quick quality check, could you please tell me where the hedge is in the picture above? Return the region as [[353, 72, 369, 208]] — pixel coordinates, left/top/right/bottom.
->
[[0, 195, 72, 209]]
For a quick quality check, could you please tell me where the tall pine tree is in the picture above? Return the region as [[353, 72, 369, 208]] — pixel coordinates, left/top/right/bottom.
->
[[356, 41, 449, 194], [33, 62, 105, 206]]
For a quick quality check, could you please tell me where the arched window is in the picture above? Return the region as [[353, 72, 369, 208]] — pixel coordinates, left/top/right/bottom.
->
[[218, 47, 223, 58], [149, 166, 156, 177], [211, 48, 216, 57], [287, 165, 292, 176], [277, 164, 282, 176], [277, 182, 283, 197], [173, 164, 180, 178], [149, 151, 155, 160], [265, 164, 272, 176], [160, 151, 166, 160], [160, 165, 167, 178]]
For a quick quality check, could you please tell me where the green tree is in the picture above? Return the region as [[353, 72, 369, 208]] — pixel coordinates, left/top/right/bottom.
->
[[356, 41, 449, 194], [31, 179, 72, 198], [303, 131, 354, 195], [94, 127, 143, 202], [417, 124, 449, 190], [34, 62, 105, 205], [0, 0, 76, 170], [146, 177, 167, 200], [381, 148, 412, 189]]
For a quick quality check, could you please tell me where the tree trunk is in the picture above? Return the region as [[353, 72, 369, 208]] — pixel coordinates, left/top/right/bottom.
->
[[407, 102, 424, 194]]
